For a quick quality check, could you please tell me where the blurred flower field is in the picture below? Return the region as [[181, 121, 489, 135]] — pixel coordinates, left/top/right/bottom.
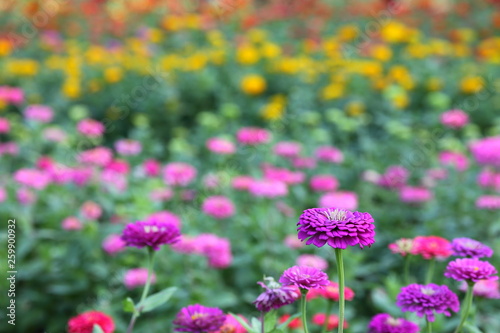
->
[[0, 0, 500, 332]]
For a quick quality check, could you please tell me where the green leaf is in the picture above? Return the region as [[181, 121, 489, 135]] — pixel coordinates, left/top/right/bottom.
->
[[228, 313, 256, 333], [123, 297, 135, 313], [264, 310, 277, 332], [464, 323, 483, 333], [140, 287, 177, 313], [92, 325, 105, 333], [276, 313, 301, 330], [251, 317, 262, 332]]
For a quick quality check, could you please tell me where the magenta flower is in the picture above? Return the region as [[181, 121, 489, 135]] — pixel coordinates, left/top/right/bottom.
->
[[444, 258, 498, 282], [396, 284, 459, 322], [14, 168, 51, 190], [310, 175, 339, 192], [24, 104, 54, 123], [470, 136, 500, 168], [368, 313, 419, 333], [202, 196, 235, 219], [254, 277, 300, 312], [315, 146, 344, 163], [142, 159, 161, 177], [206, 137, 236, 154], [440, 109, 469, 128], [297, 208, 375, 249], [318, 191, 358, 210], [121, 219, 180, 251], [273, 141, 302, 158], [163, 162, 197, 187], [77, 119, 105, 137], [399, 186, 433, 204], [451, 238, 493, 258], [459, 279, 500, 299], [173, 304, 226, 333], [102, 234, 126, 255], [439, 151, 468, 171], [279, 265, 329, 290], [377, 165, 409, 189], [195, 234, 232, 268], [476, 195, 500, 209], [0, 117, 10, 133], [236, 127, 270, 145]]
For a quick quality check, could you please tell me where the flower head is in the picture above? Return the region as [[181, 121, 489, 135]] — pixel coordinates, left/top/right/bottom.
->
[[315, 146, 343, 163], [173, 304, 226, 333], [254, 277, 300, 312], [399, 187, 433, 204], [163, 162, 197, 187], [388, 238, 414, 256], [440, 109, 469, 128], [115, 139, 142, 156], [368, 313, 419, 333], [459, 279, 500, 299], [310, 175, 339, 192], [279, 314, 302, 330], [24, 104, 54, 123], [296, 254, 328, 271], [476, 195, 500, 209], [312, 314, 347, 330], [470, 136, 500, 168], [444, 258, 498, 282], [396, 283, 460, 322], [451, 238, 493, 258], [236, 127, 270, 145], [124, 268, 156, 289], [411, 236, 452, 260], [206, 137, 236, 155], [297, 208, 375, 249], [77, 119, 105, 137], [202, 196, 236, 219], [273, 141, 302, 158], [121, 219, 180, 250], [213, 314, 248, 333], [67, 311, 115, 333], [279, 265, 329, 290], [377, 166, 409, 189], [318, 192, 358, 210], [306, 281, 355, 301], [102, 234, 126, 255]]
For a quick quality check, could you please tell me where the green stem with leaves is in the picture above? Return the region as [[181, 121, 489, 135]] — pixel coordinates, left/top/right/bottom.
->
[[454, 282, 474, 333], [425, 258, 435, 284], [403, 255, 411, 286], [335, 248, 345, 333], [426, 317, 432, 333], [126, 247, 156, 333], [301, 290, 309, 333]]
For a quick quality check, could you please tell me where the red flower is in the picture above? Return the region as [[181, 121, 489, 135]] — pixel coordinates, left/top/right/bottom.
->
[[68, 311, 115, 333], [279, 314, 303, 330], [306, 281, 355, 301], [312, 314, 348, 330], [411, 236, 452, 260]]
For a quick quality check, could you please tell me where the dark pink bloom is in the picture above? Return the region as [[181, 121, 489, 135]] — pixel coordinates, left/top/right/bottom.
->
[[142, 159, 161, 177], [173, 304, 225, 333], [440, 109, 469, 128], [377, 166, 409, 189], [0, 117, 10, 133], [477, 168, 500, 191], [105, 159, 129, 174], [67, 311, 115, 333], [24, 105, 54, 123], [236, 127, 270, 145], [206, 137, 236, 154], [14, 168, 50, 190], [306, 281, 355, 301], [399, 186, 433, 204], [439, 151, 468, 171], [312, 314, 347, 330], [451, 238, 493, 258], [444, 258, 498, 282], [470, 136, 500, 168], [411, 236, 452, 260], [318, 191, 358, 210], [279, 265, 329, 290], [77, 119, 105, 137], [202, 196, 236, 219], [262, 164, 304, 184], [315, 146, 344, 163], [368, 313, 419, 333], [163, 162, 197, 186], [213, 315, 248, 333], [121, 219, 181, 250], [310, 175, 339, 192], [476, 195, 500, 209]]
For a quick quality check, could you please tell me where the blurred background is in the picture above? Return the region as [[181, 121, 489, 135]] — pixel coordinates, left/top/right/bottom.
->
[[1, 0, 500, 332]]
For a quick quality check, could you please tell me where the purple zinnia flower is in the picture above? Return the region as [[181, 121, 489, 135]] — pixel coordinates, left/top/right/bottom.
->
[[253, 277, 300, 312], [279, 265, 329, 290], [368, 313, 419, 333], [396, 284, 460, 322], [121, 219, 180, 250], [451, 238, 494, 258], [173, 304, 226, 333], [444, 258, 498, 282], [297, 207, 375, 249]]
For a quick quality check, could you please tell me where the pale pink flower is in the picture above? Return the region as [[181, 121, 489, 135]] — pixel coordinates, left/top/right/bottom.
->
[[477, 168, 500, 191], [439, 151, 468, 171], [171, 235, 199, 254], [296, 254, 328, 271], [61, 216, 83, 230], [202, 196, 236, 219], [146, 211, 181, 228], [163, 162, 197, 186], [263, 164, 305, 184], [276, 201, 295, 217], [236, 127, 270, 145], [100, 169, 128, 192], [362, 170, 381, 184], [0, 118, 10, 133], [232, 176, 255, 190], [426, 168, 448, 181], [77, 119, 105, 137], [318, 191, 358, 210], [0, 187, 7, 203], [102, 234, 126, 255], [124, 268, 156, 289], [13, 169, 50, 190], [78, 147, 113, 166], [195, 234, 233, 268], [476, 195, 500, 209], [203, 173, 220, 189], [24, 105, 54, 123], [284, 235, 305, 249], [273, 141, 302, 158], [310, 175, 339, 192], [0, 142, 19, 156], [315, 146, 344, 163], [249, 179, 288, 198], [43, 127, 67, 142], [440, 109, 469, 128], [80, 201, 102, 220], [399, 187, 433, 203], [292, 157, 317, 169], [150, 188, 174, 202], [17, 188, 36, 205], [206, 137, 236, 154], [459, 279, 500, 299], [115, 139, 142, 156]]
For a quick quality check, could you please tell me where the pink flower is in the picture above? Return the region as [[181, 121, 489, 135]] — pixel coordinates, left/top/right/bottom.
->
[[284, 235, 305, 249], [249, 179, 288, 198], [0, 86, 24, 104], [399, 187, 433, 204], [440, 109, 469, 128], [476, 195, 500, 209], [439, 151, 468, 171], [318, 191, 358, 210], [0, 142, 19, 156], [80, 201, 102, 220], [206, 137, 236, 154], [43, 127, 67, 142], [389, 238, 415, 256], [0, 187, 7, 203], [411, 236, 452, 260], [14, 169, 51, 190], [273, 141, 302, 158], [203, 173, 220, 189], [292, 157, 317, 169], [195, 234, 233, 268], [61, 217, 83, 230], [78, 147, 113, 166], [296, 254, 328, 271], [426, 168, 448, 181], [236, 127, 270, 145], [202, 196, 236, 219], [115, 139, 142, 156], [171, 235, 199, 254], [213, 314, 248, 333], [459, 279, 500, 299], [163, 162, 197, 186], [146, 211, 181, 228], [470, 136, 500, 168], [263, 164, 305, 184], [232, 176, 254, 190], [102, 234, 126, 255], [100, 170, 128, 192], [142, 159, 161, 177], [17, 188, 36, 205], [77, 119, 105, 137], [24, 105, 54, 123], [0, 118, 10, 133], [150, 188, 174, 202], [377, 166, 409, 189], [477, 168, 500, 191], [310, 175, 339, 192], [124, 268, 156, 289], [315, 146, 344, 163], [105, 159, 129, 174], [71, 167, 94, 186]]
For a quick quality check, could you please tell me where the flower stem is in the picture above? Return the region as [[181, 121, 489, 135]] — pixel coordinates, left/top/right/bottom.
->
[[425, 317, 432, 333], [260, 312, 265, 333], [301, 291, 309, 333], [335, 248, 345, 333], [126, 247, 156, 333], [403, 255, 411, 286], [454, 282, 474, 333], [425, 258, 435, 284], [321, 300, 334, 333]]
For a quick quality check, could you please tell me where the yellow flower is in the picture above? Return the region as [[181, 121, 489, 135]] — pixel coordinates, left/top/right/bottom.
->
[[207, 30, 225, 47], [63, 79, 81, 99], [6, 59, 39, 76], [406, 43, 429, 58], [162, 16, 183, 31], [104, 67, 123, 83], [460, 76, 485, 94], [346, 101, 365, 117], [185, 14, 201, 29], [86, 46, 107, 65], [261, 43, 281, 58], [241, 74, 266, 95], [148, 29, 163, 43], [338, 25, 358, 41], [426, 77, 443, 91], [392, 93, 409, 109], [184, 53, 208, 71], [321, 83, 344, 100], [371, 45, 392, 62], [237, 45, 260, 65], [381, 21, 408, 43], [373, 77, 388, 90], [209, 50, 226, 65], [249, 29, 267, 43], [0, 39, 12, 56], [261, 102, 285, 120], [453, 44, 470, 57]]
